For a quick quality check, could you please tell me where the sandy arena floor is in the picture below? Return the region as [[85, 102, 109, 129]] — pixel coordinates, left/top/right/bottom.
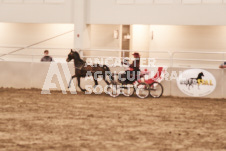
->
[[0, 88, 226, 151]]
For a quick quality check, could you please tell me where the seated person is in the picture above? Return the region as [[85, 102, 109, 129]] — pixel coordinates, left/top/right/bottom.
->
[[120, 52, 140, 83], [121, 58, 130, 66], [219, 61, 226, 68], [129, 52, 140, 72], [41, 50, 53, 62]]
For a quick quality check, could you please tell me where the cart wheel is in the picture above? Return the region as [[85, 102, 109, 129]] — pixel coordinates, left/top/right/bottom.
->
[[106, 84, 120, 97], [136, 83, 150, 99], [122, 84, 134, 97], [149, 82, 163, 98]]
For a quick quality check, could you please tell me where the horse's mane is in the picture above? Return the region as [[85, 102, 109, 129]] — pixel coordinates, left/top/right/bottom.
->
[[72, 50, 85, 62], [71, 50, 86, 69], [197, 72, 204, 79], [72, 50, 80, 59]]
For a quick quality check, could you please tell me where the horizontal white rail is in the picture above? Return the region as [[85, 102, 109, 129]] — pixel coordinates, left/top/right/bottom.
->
[[83, 49, 170, 54], [172, 51, 226, 55], [0, 47, 225, 68], [173, 58, 225, 62]]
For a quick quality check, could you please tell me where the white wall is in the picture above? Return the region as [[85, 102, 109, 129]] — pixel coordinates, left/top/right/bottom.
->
[[150, 25, 226, 52], [130, 25, 150, 59], [148, 25, 226, 68], [0, 23, 122, 61], [90, 25, 120, 49], [0, 23, 74, 59], [0, 61, 225, 98], [83, 24, 121, 58], [87, 0, 226, 25], [0, 0, 73, 23], [1, 23, 226, 68], [126, 25, 226, 67], [1, 0, 226, 25]]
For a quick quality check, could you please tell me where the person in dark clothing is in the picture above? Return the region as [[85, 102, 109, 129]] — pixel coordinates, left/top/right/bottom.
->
[[120, 52, 140, 83], [41, 50, 53, 62], [129, 52, 140, 72], [219, 62, 226, 68]]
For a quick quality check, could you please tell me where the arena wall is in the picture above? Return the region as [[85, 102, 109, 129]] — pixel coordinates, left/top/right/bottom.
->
[[0, 23, 74, 54], [90, 24, 121, 49], [149, 25, 226, 52], [87, 0, 226, 25], [1, 23, 226, 68], [0, 0, 226, 25], [0, 0, 73, 23], [0, 61, 225, 99]]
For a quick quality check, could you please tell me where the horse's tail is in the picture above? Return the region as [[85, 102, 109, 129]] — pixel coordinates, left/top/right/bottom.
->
[[103, 65, 114, 82]]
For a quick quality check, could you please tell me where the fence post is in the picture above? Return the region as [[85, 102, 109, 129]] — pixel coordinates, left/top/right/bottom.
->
[[222, 53, 225, 98], [123, 49, 125, 60], [169, 52, 173, 97]]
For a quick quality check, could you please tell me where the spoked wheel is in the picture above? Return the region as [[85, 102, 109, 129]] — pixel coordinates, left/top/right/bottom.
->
[[149, 82, 163, 98], [106, 82, 120, 97], [122, 84, 134, 97], [136, 83, 150, 99]]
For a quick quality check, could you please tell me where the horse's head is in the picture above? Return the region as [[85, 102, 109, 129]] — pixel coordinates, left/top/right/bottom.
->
[[66, 49, 80, 62], [66, 49, 74, 62], [197, 72, 204, 79]]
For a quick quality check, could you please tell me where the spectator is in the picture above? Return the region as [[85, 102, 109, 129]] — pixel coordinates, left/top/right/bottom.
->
[[41, 50, 53, 62], [219, 61, 226, 68]]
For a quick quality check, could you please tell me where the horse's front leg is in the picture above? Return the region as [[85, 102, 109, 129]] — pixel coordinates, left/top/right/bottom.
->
[[68, 75, 76, 88], [93, 76, 98, 88], [77, 76, 86, 92]]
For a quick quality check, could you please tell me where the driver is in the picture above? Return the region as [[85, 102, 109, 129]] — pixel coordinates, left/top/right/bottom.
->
[[121, 52, 140, 83], [129, 52, 140, 72]]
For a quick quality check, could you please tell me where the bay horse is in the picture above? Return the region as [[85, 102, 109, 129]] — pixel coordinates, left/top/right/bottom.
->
[[66, 49, 112, 92]]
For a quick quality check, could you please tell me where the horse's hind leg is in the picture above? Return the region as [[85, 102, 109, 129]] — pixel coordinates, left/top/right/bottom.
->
[[77, 76, 86, 92], [103, 74, 110, 85], [68, 75, 76, 88]]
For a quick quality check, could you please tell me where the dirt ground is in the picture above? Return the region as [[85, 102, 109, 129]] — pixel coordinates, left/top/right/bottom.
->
[[0, 88, 226, 151]]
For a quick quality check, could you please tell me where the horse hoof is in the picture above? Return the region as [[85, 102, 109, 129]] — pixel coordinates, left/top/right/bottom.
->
[[81, 89, 86, 92]]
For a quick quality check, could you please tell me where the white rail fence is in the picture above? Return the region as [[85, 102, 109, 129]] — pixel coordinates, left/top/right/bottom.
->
[[0, 47, 225, 98], [0, 46, 225, 68]]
